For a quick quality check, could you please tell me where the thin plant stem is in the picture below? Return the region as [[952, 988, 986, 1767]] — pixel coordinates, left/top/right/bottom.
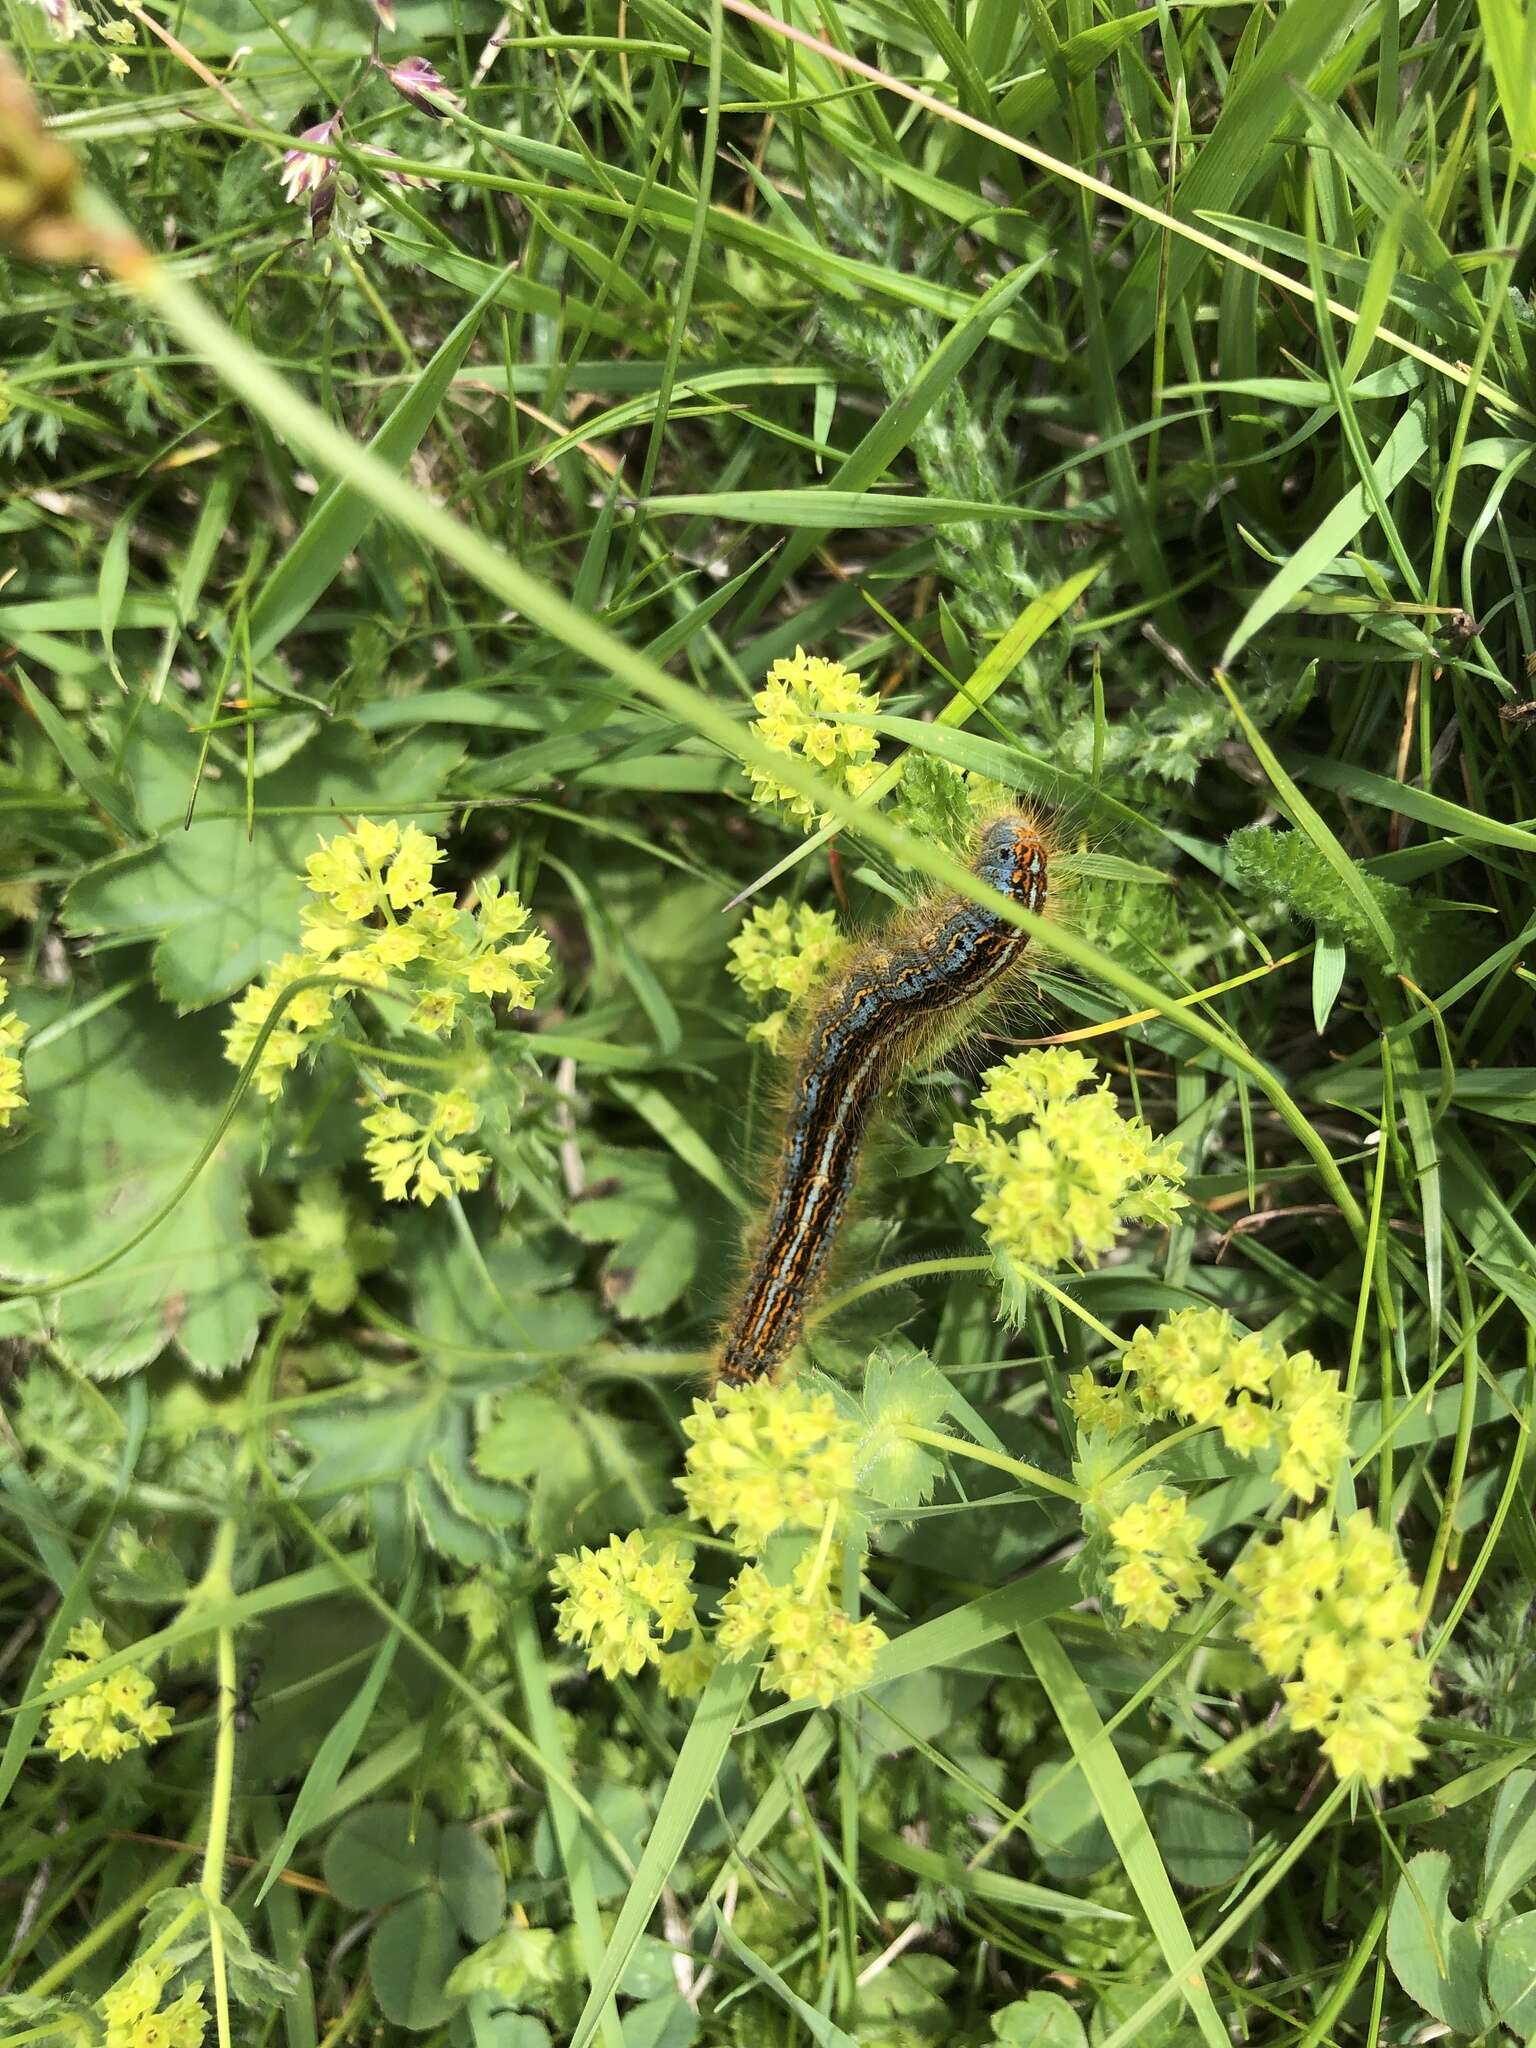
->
[[900, 1424, 1081, 1503]]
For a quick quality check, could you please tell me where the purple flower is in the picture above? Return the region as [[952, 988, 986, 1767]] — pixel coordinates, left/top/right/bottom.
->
[[384, 55, 462, 116], [279, 114, 341, 206]]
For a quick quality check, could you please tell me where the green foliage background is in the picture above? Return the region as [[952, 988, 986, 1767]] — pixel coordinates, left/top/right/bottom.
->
[[1, 0, 1535, 2041]]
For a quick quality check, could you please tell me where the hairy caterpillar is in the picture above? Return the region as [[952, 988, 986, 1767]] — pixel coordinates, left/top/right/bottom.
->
[[717, 810, 1049, 1384]]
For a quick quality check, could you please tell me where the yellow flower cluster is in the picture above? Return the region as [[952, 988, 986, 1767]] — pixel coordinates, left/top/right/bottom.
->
[[549, 1531, 697, 1680], [727, 899, 844, 1051], [1106, 1486, 1210, 1631], [1233, 1510, 1430, 1785], [222, 954, 337, 1101], [717, 1548, 884, 1706], [43, 1620, 172, 1764], [746, 648, 887, 827], [0, 970, 25, 1129], [1070, 1308, 1349, 1503], [223, 819, 550, 1100], [950, 1049, 1187, 1273], [361, 1085, 489, 1206], [677, 1379, 858, 1553], [99, 1961, 207, 2048], [551, 1381, 885, 1709]]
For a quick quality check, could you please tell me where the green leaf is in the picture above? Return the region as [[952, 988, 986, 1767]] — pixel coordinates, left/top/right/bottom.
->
[[567, 1147, 705, 1321], [1220, 401, 1428, 667], [0, 988, 271, 1376], [1143, 1773, 1253, 1892], [462, 2011, 552, 2048], [568, 1656, 761, 2048], [1312, 934, 1347, 1032], [533, 1784, 650, 1906], [709, 1912, 858, 2047], [1385, 1849, 1490, 2035], [1019, 1625, 1229, 2048], [742, 256, 1046, 618], [323, 1802, 441, 1910], [476, 1390, 664, 1553], [1487, 1910, 1536, 2038], [615, 1994, 697, 2048], [992, 1991, 1089, 2046], [1024, 1756, 1115, 1883], [641, 489, 1051, 528], [1216, 693, 1399, 967], [97, 499, 133, 692], [16, 667, 137, 836], [439, 1821, 507, 1943], [138, 1888, 298, 2007], [254, 1602, 410, 1904], [369, 1889, 460, 2032], [248, 267, 507, 663], [509, 1603, 626, 2048], [1483, 1770, 1536, 1918], [1475, 0, 1536, 157], [844, 1343, 955, 1510], [475, 1392, 570, 1485], [1108, 0, 1368, 354], [62, 712, 463, 1008]]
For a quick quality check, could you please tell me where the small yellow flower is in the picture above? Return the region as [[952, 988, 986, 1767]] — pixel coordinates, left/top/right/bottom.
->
[[43, 1620, 173, 1764], [745, 647, 888, 828], [0, 974, 26, 1129], [382, 823, 439, 908], [461, 933, 550, 1003], [727, 899, 844, 1048], [105, 51, 128, 76], [1084, 1309, 1347, 1497], [1232, 1509, 1429, 1786], [222, 952, 335, 1098], [360, 1085, 488, 1205], [950, 1050, 1187, 1274], [227, 822, 551, 1103], [550, 1531, 697, 1680], [97, 15, 135, 40], [716, 1549, 884, 1705], [971, 1047, 1098, 1122], [1105, 1485, 1209, 1630], [99, 1959, 208, 2048], [410, 986, 461, 1036], [678, 1379, 858, 1554], [1269, 1353, 1349, 1503]]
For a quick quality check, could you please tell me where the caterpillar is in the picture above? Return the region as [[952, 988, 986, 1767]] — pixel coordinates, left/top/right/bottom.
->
[[717, 809, 1049, 1384]]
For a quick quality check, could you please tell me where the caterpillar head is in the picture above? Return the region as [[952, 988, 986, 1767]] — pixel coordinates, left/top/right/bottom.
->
[[973, 811, 1049, 913]]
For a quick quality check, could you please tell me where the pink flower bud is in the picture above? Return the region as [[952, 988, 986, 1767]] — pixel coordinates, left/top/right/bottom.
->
[[279, 114, 341, 208], [385, 55, 461, 116]]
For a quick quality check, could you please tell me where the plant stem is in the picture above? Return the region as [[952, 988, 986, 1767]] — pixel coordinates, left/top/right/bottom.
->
[[901, 1424, 1080, 1502], [199, 1517, 240, 2048]]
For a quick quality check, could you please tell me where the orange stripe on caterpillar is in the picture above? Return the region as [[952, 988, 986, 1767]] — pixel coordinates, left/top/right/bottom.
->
[[716, 811, 1049, 1385]]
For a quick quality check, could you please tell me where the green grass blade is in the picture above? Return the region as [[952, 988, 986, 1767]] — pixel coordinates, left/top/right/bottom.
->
[[510, 1602, 626, 2048], [1020, 1622, 1229, 2048], [246, 262, 512, 664], [1220, 398, 1428, 666], [252, 1580, 412, 1904], [569, 1654, 762, 2048], [740, 255, 1048, 622]]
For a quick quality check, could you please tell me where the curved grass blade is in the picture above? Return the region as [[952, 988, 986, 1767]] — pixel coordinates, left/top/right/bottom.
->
[[569, 1653, 762, 2048], [246, 260, 514, 664], [1020, 1621, 1229, 2048]]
